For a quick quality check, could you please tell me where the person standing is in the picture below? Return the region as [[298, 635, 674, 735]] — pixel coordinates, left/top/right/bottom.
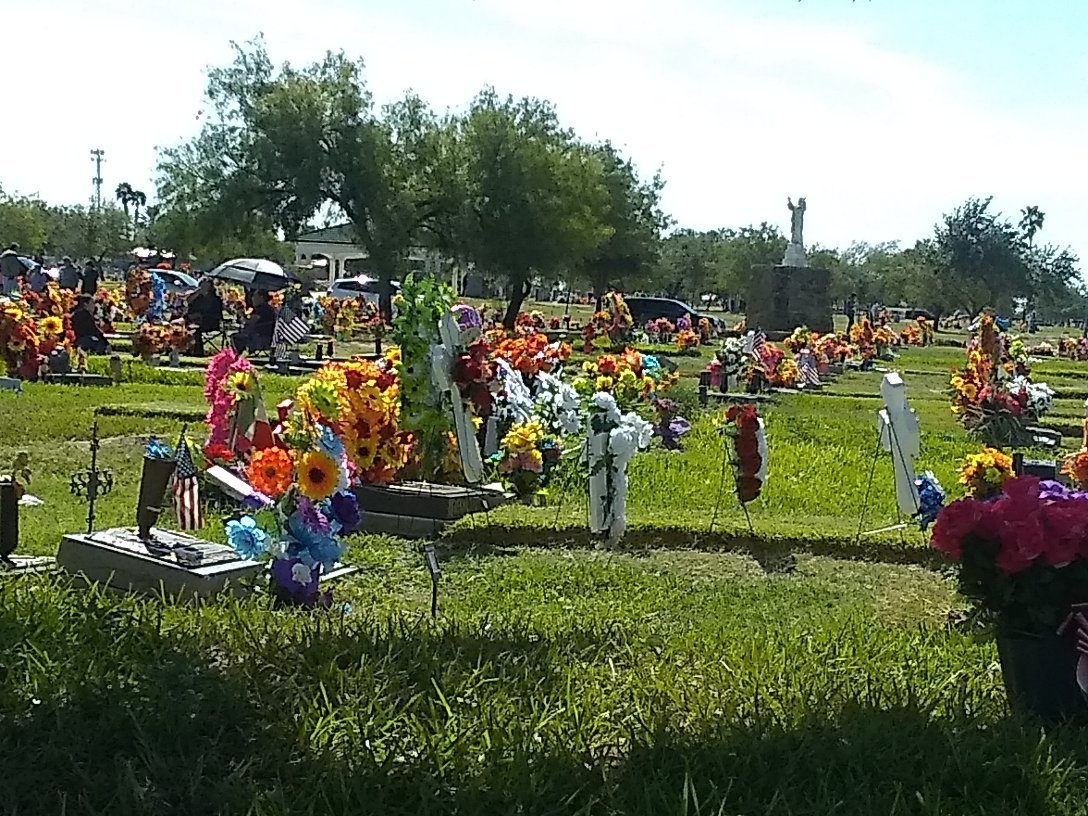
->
[[81, 259, 100, 295], [58, 256, 81, 290], [27, 262, 49, 293], [0, 244, 22, 295], [845, 293, 857, 334]]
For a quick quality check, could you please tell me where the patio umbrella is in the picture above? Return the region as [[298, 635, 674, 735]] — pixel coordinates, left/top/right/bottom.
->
[[206, 258, 303, 291], [156, 270, 200, 294]]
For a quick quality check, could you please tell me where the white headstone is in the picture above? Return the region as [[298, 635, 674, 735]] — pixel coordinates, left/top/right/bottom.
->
[[877, 372, 920, 516]]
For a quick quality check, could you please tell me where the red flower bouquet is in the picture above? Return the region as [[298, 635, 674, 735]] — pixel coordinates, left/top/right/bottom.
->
[[932, 476, 1088, 634], [719, 404, 766, 503]]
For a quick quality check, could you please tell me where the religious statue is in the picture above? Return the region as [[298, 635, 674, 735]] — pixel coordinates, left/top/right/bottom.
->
[[787, 197, 806, 247]]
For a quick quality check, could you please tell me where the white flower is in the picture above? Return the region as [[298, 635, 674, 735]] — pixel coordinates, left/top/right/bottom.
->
[[591, 391, 621, 424], [291, 562, 313, 585]]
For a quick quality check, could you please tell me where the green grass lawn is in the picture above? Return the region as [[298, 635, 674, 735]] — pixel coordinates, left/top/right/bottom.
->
[[6, 328, 1088, 814]]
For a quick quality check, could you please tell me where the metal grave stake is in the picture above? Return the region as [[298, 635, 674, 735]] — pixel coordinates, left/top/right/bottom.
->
[[69, 422, 114, 534]]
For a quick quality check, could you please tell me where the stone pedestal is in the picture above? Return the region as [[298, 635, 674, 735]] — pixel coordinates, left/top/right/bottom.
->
[[354, 482, 512, 539], [746, 264, 832, 334], [56, 527, 264, 599]]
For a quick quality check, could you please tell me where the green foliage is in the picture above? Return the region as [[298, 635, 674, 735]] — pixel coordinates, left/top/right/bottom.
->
[[458, 90, 612, 326], [0, 187, 130, 260]]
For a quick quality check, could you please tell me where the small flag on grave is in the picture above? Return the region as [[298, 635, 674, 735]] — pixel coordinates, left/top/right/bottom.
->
[[172, 437, 204, 531], [273, 305, 310, 359], [751, 327, 766, 358], [798, 349, 821, 387]]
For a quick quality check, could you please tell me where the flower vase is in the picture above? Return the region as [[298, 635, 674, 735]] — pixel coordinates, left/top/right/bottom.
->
[[997, 632, 1087, 722]]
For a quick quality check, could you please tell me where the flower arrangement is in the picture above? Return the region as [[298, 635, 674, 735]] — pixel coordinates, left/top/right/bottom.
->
[[0, 298, 42, 379], [572, 348, 678, 409], [222, 286, 248, 321], [161, 320, 194, 352], [751, 342, 799, 389], [849, 316, 876, 361], [915, 472, 946, 530], [645, 317, 675, 342], [490, 332, 571, 378], [453, 337, 497, 419], [950, 315, 1053, 444], [124, 267, 154, 319], [548, 316, 561, 331], [131, 323, 165, 359], [292, 358, 407, 485], [36, 283, 76, 319], [698, 317, 711, 344], [675, 328, 700, 352], [493, 420, 561, 498], [581, 291, 634, 352], [959, 447, 1015, 499], [715, 337, 746, 389], [718, 403, 767, 503], [815, 332, 851, 365], [931, 476, 1088, 633], [651, 396, 690, 451], [782, 326, 812, 353], [94, 288, 124, 333], [1063, 451, 1088, 491], [873, 326, 899, 358]]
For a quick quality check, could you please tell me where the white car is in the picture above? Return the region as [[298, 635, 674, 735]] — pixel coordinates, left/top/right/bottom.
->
[[325, 276, 400, 305]]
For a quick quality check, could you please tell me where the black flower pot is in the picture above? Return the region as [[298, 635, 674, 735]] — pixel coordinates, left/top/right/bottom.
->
[[997, 632, 1087, 722]]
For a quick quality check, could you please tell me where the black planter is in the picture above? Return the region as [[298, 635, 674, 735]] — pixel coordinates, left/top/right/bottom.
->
[[997, 632, 1087, 722]]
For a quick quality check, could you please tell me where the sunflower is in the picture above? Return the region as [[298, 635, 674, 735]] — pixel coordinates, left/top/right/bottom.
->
[[39, 316, 63, 337], [246, 447, 294, 498], [297, 449, 338, 502], [225, 370, 254, 401]]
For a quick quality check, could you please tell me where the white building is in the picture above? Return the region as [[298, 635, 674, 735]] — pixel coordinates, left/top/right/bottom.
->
[[294, 223, 442, 283]]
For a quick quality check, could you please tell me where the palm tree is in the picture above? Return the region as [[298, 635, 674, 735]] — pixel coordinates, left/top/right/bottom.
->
[[114, 182, 134, 225], [130, 189, 147, 240], [1019, 205, 1045, 248]]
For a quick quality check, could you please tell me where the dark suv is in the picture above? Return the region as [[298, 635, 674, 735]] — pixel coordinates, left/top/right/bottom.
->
[[623, 296, 722, 331]]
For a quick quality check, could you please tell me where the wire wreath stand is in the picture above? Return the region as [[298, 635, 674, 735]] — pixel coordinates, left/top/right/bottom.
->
[[854, 415, 922, 548]]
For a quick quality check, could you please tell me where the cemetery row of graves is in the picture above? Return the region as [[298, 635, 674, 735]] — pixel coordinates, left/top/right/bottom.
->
[[5, 281, 1088, 813]]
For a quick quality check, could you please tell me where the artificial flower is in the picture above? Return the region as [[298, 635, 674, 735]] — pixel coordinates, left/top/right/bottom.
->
[[247, 447, 294, 498], [297, 449, 339, 501], [329, 491, 362, 534], [226, 516, 268, 560]]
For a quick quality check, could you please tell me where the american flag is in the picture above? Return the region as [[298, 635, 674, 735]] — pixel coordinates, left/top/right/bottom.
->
[[273, 306, 311, 358], [172, 438, 204, 531], [751, 327, 767, 358], [798, 349, 821, 387]]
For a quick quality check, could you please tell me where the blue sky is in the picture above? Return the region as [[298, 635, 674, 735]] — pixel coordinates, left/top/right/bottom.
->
[[3, 0, 1085, 262]]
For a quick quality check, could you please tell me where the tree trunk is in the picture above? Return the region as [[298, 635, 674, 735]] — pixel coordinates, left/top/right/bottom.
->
[[503, 278, 532, 329], [378, 274, 394, 323]]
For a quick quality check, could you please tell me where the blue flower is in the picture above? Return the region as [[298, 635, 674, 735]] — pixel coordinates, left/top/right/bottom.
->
[[147, 273, 167, 322], [286, 511, 343, 571], [915, 472, 946, 531], [145, 437, 173, 460], [317, 425, 345, 462], [642, 355, 661, 377], [226, 515, 268, 559]]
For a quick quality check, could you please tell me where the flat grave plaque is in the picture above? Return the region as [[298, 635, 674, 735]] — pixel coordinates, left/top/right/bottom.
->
[[355, 482, 510, 522], [56, 527, 263, 599]]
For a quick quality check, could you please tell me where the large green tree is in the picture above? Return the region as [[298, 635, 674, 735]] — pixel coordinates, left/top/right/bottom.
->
[[576, 142, 667, 297], [157, 38, 454, 318], [457, 90, 612, 326]]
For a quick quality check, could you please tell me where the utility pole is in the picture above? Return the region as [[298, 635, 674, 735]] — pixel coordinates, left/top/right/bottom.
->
[[89, 149, 105, 209]]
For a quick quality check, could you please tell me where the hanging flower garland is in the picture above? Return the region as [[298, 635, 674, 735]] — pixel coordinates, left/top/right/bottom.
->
[[718, 404, 768, 503]]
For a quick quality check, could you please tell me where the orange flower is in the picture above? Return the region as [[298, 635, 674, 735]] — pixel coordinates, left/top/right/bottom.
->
[[247, 447, 294, 497]]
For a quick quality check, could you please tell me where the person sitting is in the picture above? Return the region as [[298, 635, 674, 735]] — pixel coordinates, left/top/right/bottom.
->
[[231, 290, 276, 354], [186, 277, 224, 356], [71, 294, 111, 354]]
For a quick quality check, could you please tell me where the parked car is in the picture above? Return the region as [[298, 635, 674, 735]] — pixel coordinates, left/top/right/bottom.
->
[[623, 296, 723, 332], [325, 276, 401, 305]]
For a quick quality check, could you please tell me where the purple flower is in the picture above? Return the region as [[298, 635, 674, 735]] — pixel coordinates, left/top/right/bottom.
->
[[269, 557, 331, 608], [329, 491, 362, 534], [452, 304, 482, 333], [297, 497, 331, 535]]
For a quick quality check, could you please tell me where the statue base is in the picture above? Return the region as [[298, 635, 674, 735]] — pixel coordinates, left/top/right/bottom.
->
[[781, 243, 808, 267], [746, 264, 832, 334], [55, 527, 264, 600]]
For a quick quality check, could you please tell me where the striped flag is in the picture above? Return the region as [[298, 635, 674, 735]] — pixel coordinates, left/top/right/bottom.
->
[[798, 349, 821, 387], [172, 438, 204, 531], [273, 306, 310, 358], [751, 327, 767, 358]]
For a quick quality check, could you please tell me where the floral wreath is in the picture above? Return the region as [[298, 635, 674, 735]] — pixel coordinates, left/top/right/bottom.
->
[[719, 404, 766, 503]]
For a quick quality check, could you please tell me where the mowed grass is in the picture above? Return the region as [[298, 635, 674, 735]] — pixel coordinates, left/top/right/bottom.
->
[[5, 329, 1088, 813]]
